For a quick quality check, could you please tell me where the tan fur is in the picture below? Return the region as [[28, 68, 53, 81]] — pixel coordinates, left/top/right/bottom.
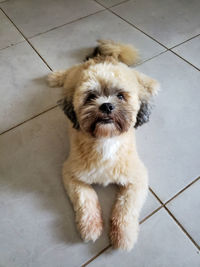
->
[[48, 40, 159, 251], [97, 39, 139, 66]]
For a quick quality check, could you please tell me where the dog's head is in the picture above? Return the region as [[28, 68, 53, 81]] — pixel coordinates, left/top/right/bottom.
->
[[60, 62, 159, 138]]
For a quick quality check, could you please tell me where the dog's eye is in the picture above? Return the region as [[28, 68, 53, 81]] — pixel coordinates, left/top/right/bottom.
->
[[86, 93, 97, 102], [117, 93, 124, 100]]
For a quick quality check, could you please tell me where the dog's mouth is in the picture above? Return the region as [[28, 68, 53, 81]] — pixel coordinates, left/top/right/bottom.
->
[[95, 117, 114, 125], [90, 117, 114, 132], [98, 118, 114, 124]]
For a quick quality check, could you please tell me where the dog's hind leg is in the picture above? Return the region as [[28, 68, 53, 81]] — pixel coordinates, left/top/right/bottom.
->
[[62, 170, 103, 242], [110, 167, 148, 251]]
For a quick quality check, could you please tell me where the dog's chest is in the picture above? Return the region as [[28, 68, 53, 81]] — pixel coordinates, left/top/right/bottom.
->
[[76, 137, 130, 185], [96, 138, 121, 161]]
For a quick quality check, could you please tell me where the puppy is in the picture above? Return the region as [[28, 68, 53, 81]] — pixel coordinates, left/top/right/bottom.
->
[[48, 40, 159, 251]]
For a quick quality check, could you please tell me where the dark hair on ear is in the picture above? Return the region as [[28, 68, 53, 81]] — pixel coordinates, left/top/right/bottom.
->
[[57, 98, 80, 130], [85, 47, 101, 61], [134, 102, 152, 128]]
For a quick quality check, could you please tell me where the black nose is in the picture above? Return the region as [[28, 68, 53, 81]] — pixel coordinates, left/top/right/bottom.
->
[[99, 103, 115, 114]]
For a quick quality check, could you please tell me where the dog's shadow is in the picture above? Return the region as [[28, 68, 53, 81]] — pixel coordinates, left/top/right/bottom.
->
[[57, 46, 95, 64], [0, 74, 117, 257]]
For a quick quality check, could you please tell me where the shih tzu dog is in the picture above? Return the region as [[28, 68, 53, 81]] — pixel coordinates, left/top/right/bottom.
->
[[48, 40, 159, 251]]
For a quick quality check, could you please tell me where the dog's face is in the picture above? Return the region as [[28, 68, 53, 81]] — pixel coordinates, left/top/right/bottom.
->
[[77, 88, 136, 138], [60, 62, 159, 138]]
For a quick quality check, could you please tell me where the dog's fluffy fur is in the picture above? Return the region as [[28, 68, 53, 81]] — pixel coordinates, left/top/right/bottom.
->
[[48, 40, 159, 251]]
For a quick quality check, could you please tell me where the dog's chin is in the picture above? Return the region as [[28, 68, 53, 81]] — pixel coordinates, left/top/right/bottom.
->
[[92, 121, 118, 138], [80, 109, 133, 138]]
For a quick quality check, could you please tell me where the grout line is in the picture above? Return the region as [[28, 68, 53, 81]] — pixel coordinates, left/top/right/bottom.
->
[[149, 187, 200, 251], [0, 2, 167, 136], [105, 6, 200, 72], [108, 0, 130, 8], [0, 105, 58, 136], [169, 50, 200, 71], [28, 9, 105, 40], [135, 50, 168, 67], [94, 0, 130, 9], [0, 7, 106, 136], [164, 176, 200, 205], [22, 41, 53, 70], [0, 7, 53, 70], [93, 0, 109, 9], [82, 204, 164, 266], [164, 206, 200, 250], [0, 40, 25, 52], [92, 0, 170, 66], [81, 245, 111, 267], [109, 0, 131, 8], [149, 187, 163, 206], [94, 0, 198, 54], [170, 33, 200, 50], [108, 9, 168, 49], [1, 0, 199, 257], [2, 0, 199, 74], [139, 205, 163, 224], [94, 0, 169, 64]]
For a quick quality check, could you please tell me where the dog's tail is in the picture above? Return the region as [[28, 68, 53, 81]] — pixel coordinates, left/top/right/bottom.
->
[[93, 40, 139, 66]]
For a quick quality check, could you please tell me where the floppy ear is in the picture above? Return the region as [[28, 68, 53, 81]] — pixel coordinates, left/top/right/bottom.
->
[[134, 102, 152, 128], [53, 64, 83, 130], [134, 70, 159, 128], [135, 70, 159, 101], [58, 98, 80, 130]]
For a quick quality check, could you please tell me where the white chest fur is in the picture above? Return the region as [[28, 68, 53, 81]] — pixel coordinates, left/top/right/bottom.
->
[[95, 137, 121, 161], [73, 134, 130, 185]]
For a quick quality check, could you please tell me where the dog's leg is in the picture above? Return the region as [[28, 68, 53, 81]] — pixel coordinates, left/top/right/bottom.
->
[[63, 173, 103, 242], [110, 171, 148, 251]]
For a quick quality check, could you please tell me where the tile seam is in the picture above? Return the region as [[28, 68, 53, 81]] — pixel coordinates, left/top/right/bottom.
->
[[81, 245, 111, 267], [164, 176, 200, 205], [0, 105, 58, 136], [0, 50, 167, 134], [0, 1, 199, 265], [164, 206, 200, 250], [107, 8, 168, 49], [149, 188, 200, 251], [170, 33, 200, 50], [0, 7, 53, 70], [169, 50, 200, 71], [108, 2, 200, 53], [82, 203, 164, 266], [105, 5, 200, 71], [94, 0, 131, 9], [28, 9, 105, 40], [0, 40, 25, 52]]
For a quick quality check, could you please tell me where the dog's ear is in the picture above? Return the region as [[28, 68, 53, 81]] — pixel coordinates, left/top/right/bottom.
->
[[135, 70, 159, 101], [134, 102, 152, 128], [54, 65, 83, 130], [134, 70, 159, 128], [58, 98, 80, 130]]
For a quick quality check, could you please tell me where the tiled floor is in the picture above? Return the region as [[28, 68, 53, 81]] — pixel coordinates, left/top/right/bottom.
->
[[0, 0, 199, 266]]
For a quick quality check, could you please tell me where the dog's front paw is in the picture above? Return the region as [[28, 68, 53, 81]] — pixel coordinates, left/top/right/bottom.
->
[[110, 216, 139, 251], [76, 203, 103, 242]]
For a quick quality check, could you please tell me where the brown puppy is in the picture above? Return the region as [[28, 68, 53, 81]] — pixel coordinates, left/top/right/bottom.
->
[[48, 40, 159, 251]]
